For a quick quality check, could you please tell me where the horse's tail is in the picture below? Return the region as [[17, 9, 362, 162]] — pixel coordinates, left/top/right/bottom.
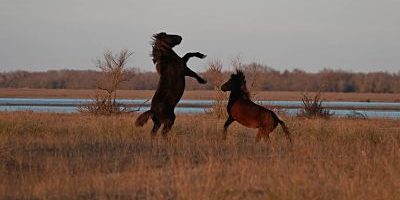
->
[[273, 113, 292, 143], [135, 110, 153, 127]]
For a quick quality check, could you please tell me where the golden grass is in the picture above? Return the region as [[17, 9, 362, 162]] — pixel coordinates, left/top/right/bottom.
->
[[0, 112, 399, 199], [1, 88, 400, 102]]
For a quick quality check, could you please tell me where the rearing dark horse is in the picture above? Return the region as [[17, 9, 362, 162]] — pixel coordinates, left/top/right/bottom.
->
[[135, 32, 207, 138]]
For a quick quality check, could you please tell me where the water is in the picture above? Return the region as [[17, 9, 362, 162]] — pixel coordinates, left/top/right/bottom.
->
[[280, 108, 400, 118], [0, 105, 205, 114], [1, 98, 400, 118], [1, 98, 400, 108]]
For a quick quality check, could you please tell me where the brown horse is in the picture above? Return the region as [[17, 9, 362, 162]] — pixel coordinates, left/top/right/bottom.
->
[[135, 32, 207, 138], [221, 70, 292, 142]]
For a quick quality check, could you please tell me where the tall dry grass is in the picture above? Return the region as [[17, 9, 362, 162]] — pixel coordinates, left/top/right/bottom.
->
[[0, 112, 399, 199]]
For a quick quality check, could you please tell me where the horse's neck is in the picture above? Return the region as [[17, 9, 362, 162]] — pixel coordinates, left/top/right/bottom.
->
[[232, 89, 250, 99], [227, 89, 250, 111], [152, 48, 167, 62], [152, 45, 178, 62]]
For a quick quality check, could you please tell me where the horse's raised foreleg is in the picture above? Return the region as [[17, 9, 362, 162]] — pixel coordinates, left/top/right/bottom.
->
[[182, 52, 206, 63], [184, 66, 207, 84], [223, 116, 234, 140]]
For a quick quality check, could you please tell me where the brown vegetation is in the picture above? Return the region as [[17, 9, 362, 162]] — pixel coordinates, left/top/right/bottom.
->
[[0, 112, 399, 199], [299, 92, 334, 118], [1, 63, 400, 93], [204, 60, 228, 119], [79, 50, 135, 115]]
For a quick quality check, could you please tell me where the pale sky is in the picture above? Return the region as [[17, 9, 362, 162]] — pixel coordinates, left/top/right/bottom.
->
[[1, 0, 399, 72]]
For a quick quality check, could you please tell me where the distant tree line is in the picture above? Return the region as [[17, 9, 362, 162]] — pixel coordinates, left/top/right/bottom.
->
[[1, 63, 399, 93]]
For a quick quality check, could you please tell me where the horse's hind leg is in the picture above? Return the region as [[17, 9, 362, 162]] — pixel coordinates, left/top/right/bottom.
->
[[151, 116, 161, 138], [161, 113, 176, 139], [257, 128, 271, 143], [256, 129, 264, 142]]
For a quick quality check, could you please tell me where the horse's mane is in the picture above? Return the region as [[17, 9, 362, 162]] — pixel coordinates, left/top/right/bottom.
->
[[235, 70, 251, 99], [151, 33, 175, 64]]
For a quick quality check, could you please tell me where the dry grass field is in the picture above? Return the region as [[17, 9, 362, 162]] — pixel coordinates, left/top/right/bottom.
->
[[0, 112, 399, 199], [1, 88, 400, 102]]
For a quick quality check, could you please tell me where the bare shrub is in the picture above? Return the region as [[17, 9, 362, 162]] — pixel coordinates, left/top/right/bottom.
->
[[299, 92, 334, 118], [79, 50, 135, 115], [204, 59, 227, 119]]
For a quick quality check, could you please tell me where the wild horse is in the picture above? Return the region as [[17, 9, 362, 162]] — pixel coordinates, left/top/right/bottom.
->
[[221, 70, 292, 142], [135, 32, 207, 138]]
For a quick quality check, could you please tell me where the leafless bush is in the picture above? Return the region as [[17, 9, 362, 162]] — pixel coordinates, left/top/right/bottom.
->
[[79, 50, 135, 115], [204, 60, 227, 119], [298, 92, 334, 118]]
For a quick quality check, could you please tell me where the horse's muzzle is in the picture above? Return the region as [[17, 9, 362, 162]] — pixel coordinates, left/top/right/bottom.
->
[[220, 84, 229, 91]]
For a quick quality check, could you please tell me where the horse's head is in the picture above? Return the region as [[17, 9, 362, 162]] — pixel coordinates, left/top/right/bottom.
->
[[221, 70, 247, 93], [152, 32, 182, 49]]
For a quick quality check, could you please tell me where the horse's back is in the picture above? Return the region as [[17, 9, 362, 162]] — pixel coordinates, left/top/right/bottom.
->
[[230, 99, 278, 129]]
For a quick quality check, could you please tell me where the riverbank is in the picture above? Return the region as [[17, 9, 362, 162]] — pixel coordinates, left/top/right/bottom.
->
[[1, 88, 400, 102]]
